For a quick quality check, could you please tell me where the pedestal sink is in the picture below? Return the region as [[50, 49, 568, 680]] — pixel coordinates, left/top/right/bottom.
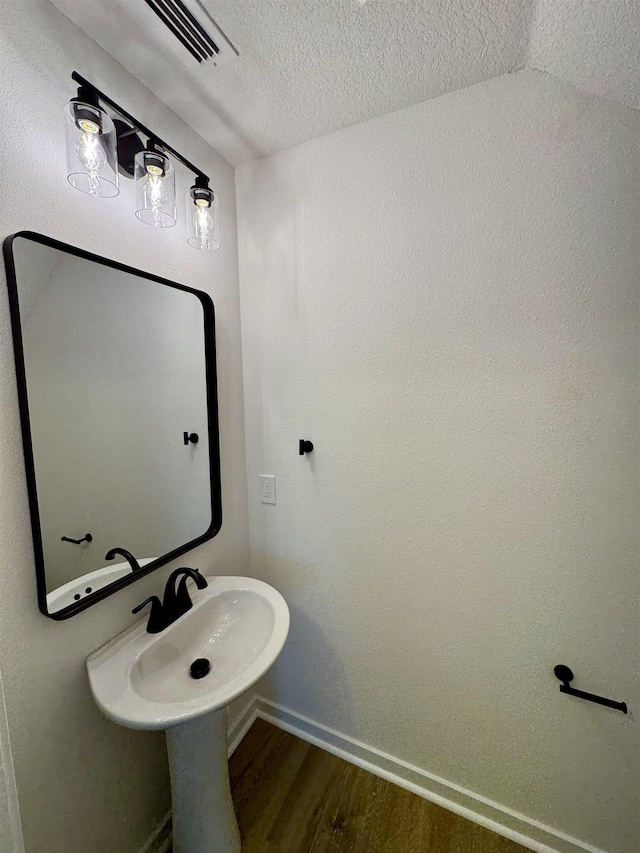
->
[[87, 576, 290, 853]]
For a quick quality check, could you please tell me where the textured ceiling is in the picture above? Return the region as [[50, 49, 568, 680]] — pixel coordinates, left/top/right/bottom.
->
[[47, 0, 638, 166], [527, 0, 640, 111]]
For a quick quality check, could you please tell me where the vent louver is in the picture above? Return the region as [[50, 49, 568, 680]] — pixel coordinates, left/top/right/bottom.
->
[[142, 0, 237, 66]]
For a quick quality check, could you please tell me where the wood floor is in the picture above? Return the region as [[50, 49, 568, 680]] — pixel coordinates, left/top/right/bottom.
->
[[223, 719, 529, 853]]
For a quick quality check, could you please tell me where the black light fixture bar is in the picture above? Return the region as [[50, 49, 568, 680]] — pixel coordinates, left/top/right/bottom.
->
[[71, 71, 209, 183]]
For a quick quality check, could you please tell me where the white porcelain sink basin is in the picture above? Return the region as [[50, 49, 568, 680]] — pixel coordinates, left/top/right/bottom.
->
[[87, 575, 289, 730], [47, 558, 156, 612]]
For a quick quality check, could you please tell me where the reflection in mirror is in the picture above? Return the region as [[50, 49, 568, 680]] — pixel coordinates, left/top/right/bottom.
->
[[5, 233, 221, 618]]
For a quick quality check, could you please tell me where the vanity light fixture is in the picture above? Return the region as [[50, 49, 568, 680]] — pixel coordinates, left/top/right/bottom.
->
[[135, 141, 177, 228], [64, 72, 219, 249], [64, 85, 119, 197], [187, 177, 220, 251]]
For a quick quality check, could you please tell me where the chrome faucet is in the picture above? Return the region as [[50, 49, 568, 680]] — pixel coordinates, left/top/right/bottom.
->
[[132, 568, 208, 634]]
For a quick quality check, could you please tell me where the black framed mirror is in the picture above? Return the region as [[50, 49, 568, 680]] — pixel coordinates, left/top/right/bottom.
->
[[3, 231, 222, 619]]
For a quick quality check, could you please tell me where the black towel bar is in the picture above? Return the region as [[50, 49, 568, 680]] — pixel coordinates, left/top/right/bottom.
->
[[61, 533, 92, 545], [554, 665, 627, 714]]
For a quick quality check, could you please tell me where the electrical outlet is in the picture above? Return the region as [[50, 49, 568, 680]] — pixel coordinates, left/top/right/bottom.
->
[[260, 475, 276, 504]]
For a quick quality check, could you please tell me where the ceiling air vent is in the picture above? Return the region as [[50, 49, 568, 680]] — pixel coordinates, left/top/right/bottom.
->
[[142, 0, 238, 66]]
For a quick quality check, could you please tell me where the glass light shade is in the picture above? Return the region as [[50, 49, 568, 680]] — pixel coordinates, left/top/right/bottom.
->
[[134, 148, 176, 228], [186, 186, 220, 251], [64, 101, 119, 198]]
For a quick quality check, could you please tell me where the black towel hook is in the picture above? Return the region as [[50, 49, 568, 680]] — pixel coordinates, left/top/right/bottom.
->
[[299, 439, 314, 455]]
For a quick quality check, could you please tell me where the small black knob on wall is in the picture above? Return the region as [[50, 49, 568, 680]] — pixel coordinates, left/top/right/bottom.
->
[[299, 439, 314, 455], [184, 432, 199, 445]]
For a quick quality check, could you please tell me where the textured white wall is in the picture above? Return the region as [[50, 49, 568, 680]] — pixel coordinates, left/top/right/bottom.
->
[[237, 70, 639, 853], [0, 1, 249, 852]]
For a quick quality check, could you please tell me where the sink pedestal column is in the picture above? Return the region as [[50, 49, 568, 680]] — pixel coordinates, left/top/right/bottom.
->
[[166, 708, 241, 853]]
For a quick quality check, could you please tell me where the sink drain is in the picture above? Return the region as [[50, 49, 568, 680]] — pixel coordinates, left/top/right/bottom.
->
[[190, 658, 211, 679]]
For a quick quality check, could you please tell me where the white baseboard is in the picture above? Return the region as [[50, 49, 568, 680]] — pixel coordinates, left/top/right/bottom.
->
[[145, 696, 607, 853], [138, 810, 172, 853], [240, 696, 607, 853]]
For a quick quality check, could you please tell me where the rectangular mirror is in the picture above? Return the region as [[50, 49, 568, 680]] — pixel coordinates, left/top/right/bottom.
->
[[4, 232, 222, 619]]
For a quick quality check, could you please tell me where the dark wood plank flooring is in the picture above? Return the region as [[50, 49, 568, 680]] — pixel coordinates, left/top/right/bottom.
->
[[224, 719, 529, 853]]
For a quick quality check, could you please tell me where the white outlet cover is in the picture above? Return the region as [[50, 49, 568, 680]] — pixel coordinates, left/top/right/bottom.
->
[[260, 475, 276, 504]]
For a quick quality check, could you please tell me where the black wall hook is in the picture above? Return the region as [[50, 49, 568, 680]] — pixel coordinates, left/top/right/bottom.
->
[[299, 439, 314, 455], [184, 432, 199, 445], [61, 533, 92, 545], [554, 665, 627, 714]]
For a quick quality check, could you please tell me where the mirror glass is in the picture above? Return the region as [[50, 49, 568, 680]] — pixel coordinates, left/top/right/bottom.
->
[[5, 233, 221, 618]]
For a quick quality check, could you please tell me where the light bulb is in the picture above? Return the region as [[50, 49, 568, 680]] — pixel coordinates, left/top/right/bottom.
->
[[187, 183, 219, 250], [75, 130, 108, 195], [78, 118, 100, 134], [147, 176, 166, 207], [65, 98, 119, 198], [192, 203, 214, 251], [143, 175, 170, 226], [135, 146, 175, 227]]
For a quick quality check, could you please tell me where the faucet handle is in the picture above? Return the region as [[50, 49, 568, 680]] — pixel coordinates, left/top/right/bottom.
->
[[132, 595, 165, 633], [132, 595, 161, 615]]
